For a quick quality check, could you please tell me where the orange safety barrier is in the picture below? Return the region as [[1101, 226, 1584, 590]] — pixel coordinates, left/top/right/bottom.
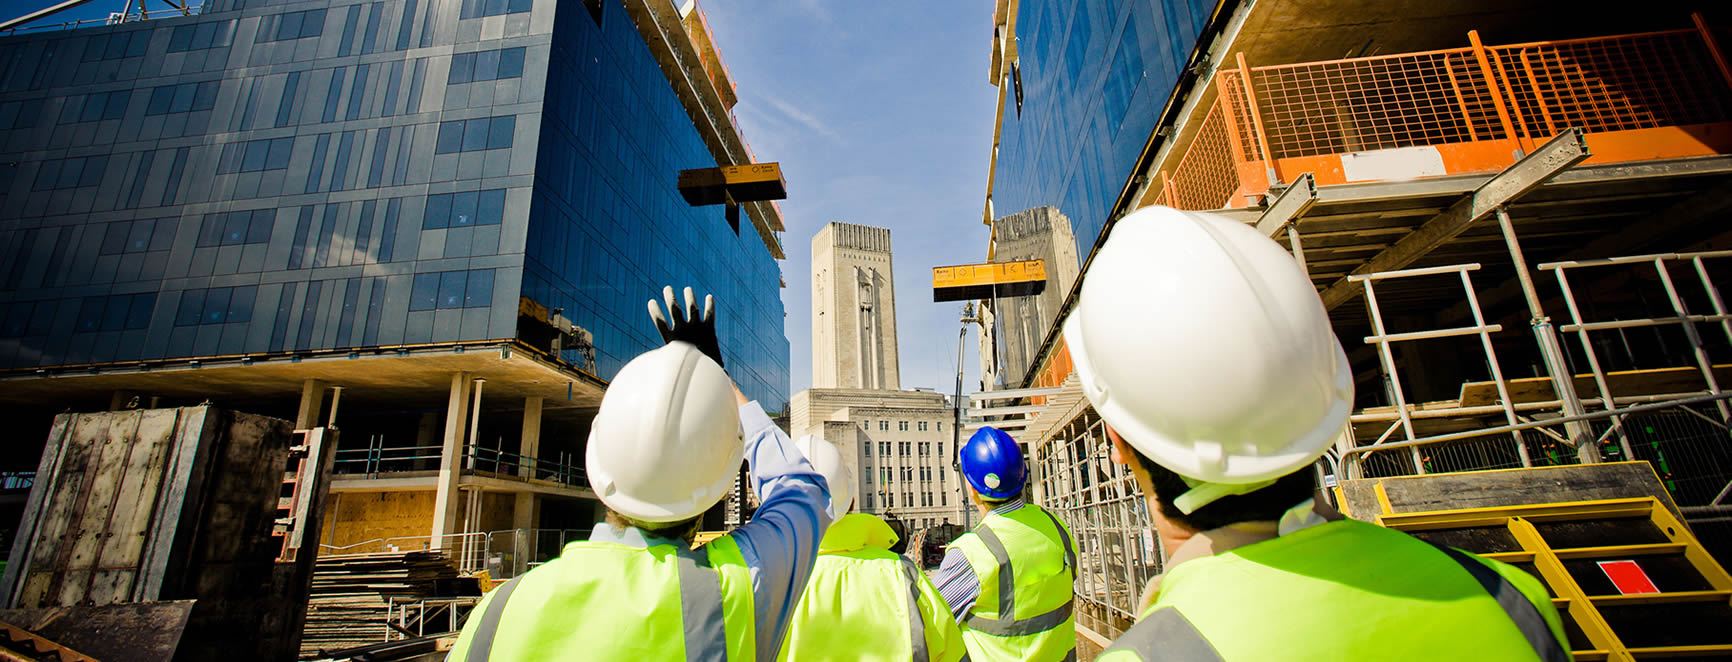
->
[[1148, 17, 1732, 212]]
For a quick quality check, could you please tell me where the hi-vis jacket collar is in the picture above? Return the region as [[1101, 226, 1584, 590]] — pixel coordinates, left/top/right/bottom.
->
[[818, 513, 899, 554]]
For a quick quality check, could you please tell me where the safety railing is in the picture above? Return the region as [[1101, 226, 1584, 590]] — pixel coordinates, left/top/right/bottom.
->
[[0, 4, 204, 36], [1147, 18, 1732, 211], [331, 441, 587, 488], [384, 597, 479, 640]]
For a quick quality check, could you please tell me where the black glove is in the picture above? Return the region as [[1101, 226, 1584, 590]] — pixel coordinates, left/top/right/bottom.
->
[[647, 285, 725, 369]]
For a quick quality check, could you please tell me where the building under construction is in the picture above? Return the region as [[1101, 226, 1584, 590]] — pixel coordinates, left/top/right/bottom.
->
[[972, 0, 1732, 656], [0, 0, 786, 595]]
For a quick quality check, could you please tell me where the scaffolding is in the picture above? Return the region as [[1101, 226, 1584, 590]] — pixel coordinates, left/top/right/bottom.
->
[[1012, 18, 1732, 649]]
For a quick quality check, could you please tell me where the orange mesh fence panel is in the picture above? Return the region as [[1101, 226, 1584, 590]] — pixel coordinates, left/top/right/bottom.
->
[[1242, 49, 1510, 160], [1217, 71, 1265, 163], [1167, 101, 1241, 210], [1492, 30, 1732, 139]]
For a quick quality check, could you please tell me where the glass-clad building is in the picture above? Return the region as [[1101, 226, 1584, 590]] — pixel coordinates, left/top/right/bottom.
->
[[988, 0, 1216, 257], [0, 0, 789, 407]]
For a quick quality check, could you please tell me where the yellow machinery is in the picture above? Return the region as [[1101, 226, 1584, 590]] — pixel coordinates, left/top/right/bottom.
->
[[1340, 463, 1732, 661]]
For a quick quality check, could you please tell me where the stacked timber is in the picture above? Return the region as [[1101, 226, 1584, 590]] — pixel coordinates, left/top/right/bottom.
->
[[299, 551, 476, 657]]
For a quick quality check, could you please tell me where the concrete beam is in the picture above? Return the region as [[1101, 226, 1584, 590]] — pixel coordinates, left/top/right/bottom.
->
[[430, 372, 472, 548], [1318, 129, 1591, 310], [1256, 173, 1318, 237]]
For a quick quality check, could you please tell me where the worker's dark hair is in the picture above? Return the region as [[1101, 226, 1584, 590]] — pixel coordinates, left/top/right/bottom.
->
[[1131, 450, 1314, 532]]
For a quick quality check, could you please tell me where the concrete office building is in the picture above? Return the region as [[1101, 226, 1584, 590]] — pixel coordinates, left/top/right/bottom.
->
[[0, 0, 788, 571], [794, 221, 966, 529], [810, 221, 900, 390], [975, 206, 1078, 392]]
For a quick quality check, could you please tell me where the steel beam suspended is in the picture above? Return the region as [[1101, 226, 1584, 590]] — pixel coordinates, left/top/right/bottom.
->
[[0, 0, 93, 31], [1256, 173, 1317, 237], [1318, 129, 1591, 310]]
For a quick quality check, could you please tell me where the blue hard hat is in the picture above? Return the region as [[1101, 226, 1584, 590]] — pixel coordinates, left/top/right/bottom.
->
[[959, 427, 1025, 500]]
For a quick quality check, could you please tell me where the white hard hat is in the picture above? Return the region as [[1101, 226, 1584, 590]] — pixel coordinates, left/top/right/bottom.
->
[[1064, 206, 1352, 495], [793, 435, 854, 515], [586, 343, 742, 524]]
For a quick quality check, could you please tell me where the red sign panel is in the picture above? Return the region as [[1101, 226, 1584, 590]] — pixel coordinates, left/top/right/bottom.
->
[[1597, 560, 1660, 595]]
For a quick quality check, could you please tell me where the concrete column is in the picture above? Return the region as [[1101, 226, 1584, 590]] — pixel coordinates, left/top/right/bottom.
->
[[513, 492, 538, 530], [519, 397, 543, 479], [431, 372, 472, 548], [296, 379, 328, 429]]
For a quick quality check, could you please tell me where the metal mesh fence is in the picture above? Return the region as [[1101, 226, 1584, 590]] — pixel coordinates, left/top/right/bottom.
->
[[1031, 409, 1162, 641], [1492, 31, 1732, 138], [1237, 49, 1507, 159], [1166, 101, 1241, 211]]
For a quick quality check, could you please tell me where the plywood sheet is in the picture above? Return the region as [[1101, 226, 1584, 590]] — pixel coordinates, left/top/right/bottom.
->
[[1337, 462, 1681, 522]]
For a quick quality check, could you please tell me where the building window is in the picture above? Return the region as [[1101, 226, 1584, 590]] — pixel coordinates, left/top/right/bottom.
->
[[167, 21, 235, 53], [145, 81, 219, 116], [258, 9, 327, 42], [410, 269, 495, 311], [940, 491, 946, 506], [0, 99, 43, 130], [905, 492, 913, 506], [197, 210, 274, 247], [863, 493, 873, 508], [174, 286, 257, 326], [81, 31, 148, 61], [900, 442, 911, 456], [899, 421, 909, 432], [460, 0, 532, 19], [937, 421, 943, 431], [879, 441, 890, 456], [879, 421, 889, 431], [435, 115, 516, 154], [217, 137, 295, 174], [938, 466, 945, 482], [72, 293, 155, 333], [99, 218, 177, 255], [64, 90, 130, 123], [919, 442, 930, 457], [449, 47, 527, 84], [918, 421, 929, 432], [422, 189, 506, 228], [32, 156, 108, 191]]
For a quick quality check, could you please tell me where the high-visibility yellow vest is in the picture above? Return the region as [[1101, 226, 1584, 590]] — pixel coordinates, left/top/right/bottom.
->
[[948, 504, 1077, 661], [1098, 519, 1569, 661], [447, 534, 756, 661], [779, 513, 965, 662]]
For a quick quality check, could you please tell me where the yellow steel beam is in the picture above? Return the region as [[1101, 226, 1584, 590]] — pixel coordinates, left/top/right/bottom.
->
[[932, 260, 1047, 302]]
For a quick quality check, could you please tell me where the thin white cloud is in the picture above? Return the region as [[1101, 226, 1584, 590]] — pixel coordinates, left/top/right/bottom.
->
[[759, 94, 842, 143]]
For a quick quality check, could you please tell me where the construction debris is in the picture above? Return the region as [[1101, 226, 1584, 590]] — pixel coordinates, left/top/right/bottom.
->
[[300, 551, 479, 658]]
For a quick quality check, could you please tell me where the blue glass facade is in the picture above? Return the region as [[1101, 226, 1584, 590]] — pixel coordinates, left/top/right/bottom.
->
[[0, 0, 788, 408], [991, 0, 1216, 256], [522, 3, 788, 408]]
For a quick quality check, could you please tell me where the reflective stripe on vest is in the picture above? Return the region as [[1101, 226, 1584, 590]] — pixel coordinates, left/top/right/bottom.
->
[[676, 546, 729, 662], [1099, 608, 1223, 661], [1429, 543, 1569, 662], [465, 577, 523, 662], [964, 514, 1074, 636], [1101, 534, 1569, 661], [463, 547, 733, 661], [897, 555, 930, 662]]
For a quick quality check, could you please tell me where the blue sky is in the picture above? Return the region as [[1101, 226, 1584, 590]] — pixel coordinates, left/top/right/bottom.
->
[[703, 1, 996, 394], [6, 0, 1000, 394]]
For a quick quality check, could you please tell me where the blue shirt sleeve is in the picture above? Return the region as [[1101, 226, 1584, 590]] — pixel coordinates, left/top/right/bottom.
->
[[934, 547, 980, 622], [727, 401, 832, 661]]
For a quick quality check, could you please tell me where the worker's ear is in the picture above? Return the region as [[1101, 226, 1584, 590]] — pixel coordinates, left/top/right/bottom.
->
[[1106, 426, 1132, 466]]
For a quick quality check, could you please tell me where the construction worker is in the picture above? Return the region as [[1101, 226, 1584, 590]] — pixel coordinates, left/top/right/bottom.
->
[[778, 435, 966, 662], [1068, 207, 1568, 661], [934, 426, 1077, 661], [448, 287, 831, 661]]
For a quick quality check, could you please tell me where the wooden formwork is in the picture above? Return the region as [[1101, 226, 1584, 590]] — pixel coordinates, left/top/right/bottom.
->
[[0, 406, 331, 661]]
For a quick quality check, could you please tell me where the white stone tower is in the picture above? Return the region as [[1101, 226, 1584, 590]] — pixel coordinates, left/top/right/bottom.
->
[[811, 222, 901, 390]]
